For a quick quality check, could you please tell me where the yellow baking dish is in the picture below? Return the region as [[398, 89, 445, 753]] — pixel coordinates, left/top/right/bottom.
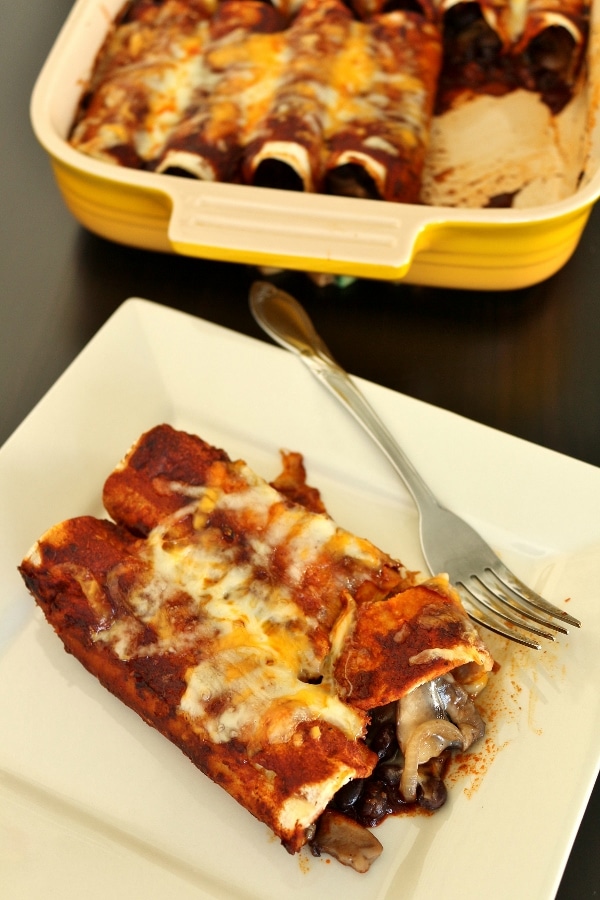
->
[[30, 0, 600, 289]]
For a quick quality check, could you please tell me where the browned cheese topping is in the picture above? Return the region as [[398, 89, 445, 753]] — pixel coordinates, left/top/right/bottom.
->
[[69, 0, 589, 203]]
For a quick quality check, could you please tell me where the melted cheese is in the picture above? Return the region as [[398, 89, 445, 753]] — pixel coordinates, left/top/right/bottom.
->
[[71, 20, 211, 164], [71, 0, 440, 198], [94, 463, 386, 749]]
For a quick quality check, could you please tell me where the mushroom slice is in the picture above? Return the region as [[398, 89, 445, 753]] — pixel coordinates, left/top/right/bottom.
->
[[310, 809, 383, 873], [400, 718, 463, 803], [436, 673, 486, 751], [417, 752, 449, 811], [396, 673, 487, 804], [396, 678, 447, 751]]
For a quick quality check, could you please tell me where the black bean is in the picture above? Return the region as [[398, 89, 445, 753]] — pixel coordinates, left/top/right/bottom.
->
[[368, 703, 396, 727], [418, 776, 447, 811], [334, 778, 364, 813], [367, 722, 397, 762], [377, 763, 403, 787], [357, 783, 389, 825]]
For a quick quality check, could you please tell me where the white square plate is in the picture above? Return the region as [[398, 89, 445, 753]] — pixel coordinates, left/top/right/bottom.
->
[[1, 298, 599, 899]]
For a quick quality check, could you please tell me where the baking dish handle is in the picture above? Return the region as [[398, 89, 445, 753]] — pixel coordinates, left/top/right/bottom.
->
[[166, 180, 429, 279]]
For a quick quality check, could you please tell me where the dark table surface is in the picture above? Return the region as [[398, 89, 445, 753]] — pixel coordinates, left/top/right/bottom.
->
[[2, 3, 599, 897]]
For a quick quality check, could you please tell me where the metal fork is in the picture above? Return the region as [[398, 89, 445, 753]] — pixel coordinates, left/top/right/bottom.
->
[[249, 281, 581, 650]]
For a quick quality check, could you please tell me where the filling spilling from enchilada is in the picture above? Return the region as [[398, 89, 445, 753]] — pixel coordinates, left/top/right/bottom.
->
[[69, 0, 590, 204], [20, 425, 493, 872]]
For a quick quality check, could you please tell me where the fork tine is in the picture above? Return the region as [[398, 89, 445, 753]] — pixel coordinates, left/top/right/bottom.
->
[[457, 578, 561, 644], [491, 562, 581, 628], [456, 585, 543, 650], [464, 578, 560, 641], [478, 570, 569, 635]]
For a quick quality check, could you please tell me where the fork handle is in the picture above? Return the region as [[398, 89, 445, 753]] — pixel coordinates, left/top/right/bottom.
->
[[249, 282, 439, 511], [300, 347, 440, 510]]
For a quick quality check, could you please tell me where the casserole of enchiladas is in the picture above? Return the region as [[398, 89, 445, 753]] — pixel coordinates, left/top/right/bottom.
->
[[29, 0, 600, 285], [68, 0, 590, 203]]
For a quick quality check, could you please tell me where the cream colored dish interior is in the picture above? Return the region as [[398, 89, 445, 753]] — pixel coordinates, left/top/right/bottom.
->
[[423, 84, 599, 208]]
